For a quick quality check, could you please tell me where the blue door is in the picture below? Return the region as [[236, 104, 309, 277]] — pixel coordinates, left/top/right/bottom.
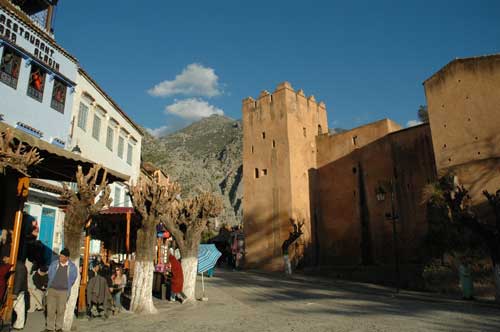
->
[[39, 207, 56, 252]]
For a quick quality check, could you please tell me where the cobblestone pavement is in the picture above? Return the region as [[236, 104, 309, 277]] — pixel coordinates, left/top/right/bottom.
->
[[23, 269, 500, 332]]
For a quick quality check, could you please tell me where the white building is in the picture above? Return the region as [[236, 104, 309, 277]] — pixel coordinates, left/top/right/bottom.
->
[[0, 0, 78, 259], [69, 68, 143, 208], [0, 1, 143, 261]]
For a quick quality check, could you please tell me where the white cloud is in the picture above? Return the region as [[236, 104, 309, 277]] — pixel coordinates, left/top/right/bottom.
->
[[148, 63, 221, 98], [165, 98, 224, 121], [146, 125, 172, 138], [406, 119, 423, 127]]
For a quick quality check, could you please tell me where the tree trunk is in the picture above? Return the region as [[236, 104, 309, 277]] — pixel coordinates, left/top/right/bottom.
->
[[130, 223, 157, 314], [63, 257, 80, 331], [62, 224, 83, 331], [130, 261, 157, 314], [181, 256, 198, 301], [494, 264, 500, 303]]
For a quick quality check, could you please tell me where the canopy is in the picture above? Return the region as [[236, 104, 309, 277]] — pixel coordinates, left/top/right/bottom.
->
[[0, 122, 129, 183]]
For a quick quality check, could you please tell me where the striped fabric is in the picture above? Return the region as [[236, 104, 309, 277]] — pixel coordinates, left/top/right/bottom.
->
[[197, 244, 221, 273]]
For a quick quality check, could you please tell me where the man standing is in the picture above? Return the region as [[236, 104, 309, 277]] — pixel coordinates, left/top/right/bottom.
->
[[45, 248, 77, 332]]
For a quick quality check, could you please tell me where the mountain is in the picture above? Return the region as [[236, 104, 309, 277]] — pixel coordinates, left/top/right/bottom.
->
[[141, 115, 243, 225]]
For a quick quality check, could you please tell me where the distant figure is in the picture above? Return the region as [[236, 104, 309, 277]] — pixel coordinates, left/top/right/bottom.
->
[[45, 248, 78, 332], [12, 261, 28, 330], [167, 253, 184, 303]]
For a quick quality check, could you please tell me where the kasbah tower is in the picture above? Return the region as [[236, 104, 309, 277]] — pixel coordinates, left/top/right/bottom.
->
[[242, 82, 328, 271]]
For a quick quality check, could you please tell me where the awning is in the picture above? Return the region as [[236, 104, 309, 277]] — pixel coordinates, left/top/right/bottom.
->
[[0, 122, 129, 183]]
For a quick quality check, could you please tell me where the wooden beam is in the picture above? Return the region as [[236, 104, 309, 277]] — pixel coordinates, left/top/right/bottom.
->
[[45, 5, 54, 33], [77, 220, 91, 314], [124, 211, 131, 269], [4, 177, 29, 323]]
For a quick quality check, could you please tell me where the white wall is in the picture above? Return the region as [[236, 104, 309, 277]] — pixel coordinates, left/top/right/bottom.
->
[[69, 71, 142, 188]]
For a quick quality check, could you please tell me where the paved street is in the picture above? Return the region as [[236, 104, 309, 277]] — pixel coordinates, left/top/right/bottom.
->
[[24, 270, 500, 332]]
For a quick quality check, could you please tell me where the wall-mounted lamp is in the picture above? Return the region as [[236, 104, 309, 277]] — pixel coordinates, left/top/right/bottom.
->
[[71, 144, 82, 154]]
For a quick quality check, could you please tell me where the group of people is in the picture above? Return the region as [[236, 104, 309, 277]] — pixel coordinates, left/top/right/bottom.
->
[[86, 256, 127, 318], [0, 248, 78, 332]]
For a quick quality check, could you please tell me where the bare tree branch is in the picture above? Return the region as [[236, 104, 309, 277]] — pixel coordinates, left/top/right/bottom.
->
[[0, 129, 42, 176]]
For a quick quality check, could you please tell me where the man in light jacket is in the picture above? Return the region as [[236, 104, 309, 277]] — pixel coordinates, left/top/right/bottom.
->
[[44, 248, 77, 332]]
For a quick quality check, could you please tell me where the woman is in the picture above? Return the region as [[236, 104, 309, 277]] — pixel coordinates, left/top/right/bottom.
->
[[167, 254, 184, 303], [110, 267, 126, 312]]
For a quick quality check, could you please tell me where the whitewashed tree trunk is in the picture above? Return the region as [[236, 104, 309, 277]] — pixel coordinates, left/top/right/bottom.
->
[[494, 264, 500, 303], [182, 256, 198, 301], [130, 261, 157, 314], [63, 257, 80, 332]]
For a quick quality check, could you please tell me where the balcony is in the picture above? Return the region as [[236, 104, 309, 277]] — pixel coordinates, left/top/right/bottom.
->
[[6, 0, 58, 33], [10, 0, 57, 16]]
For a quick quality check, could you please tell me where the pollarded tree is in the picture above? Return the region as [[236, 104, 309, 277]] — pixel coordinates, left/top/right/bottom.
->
[[129, 178, 181, 314], [424, 174, 500, 302], [0, 129, 42, 175], [162, 191, 223, 300], [60, 165, 111, 330]]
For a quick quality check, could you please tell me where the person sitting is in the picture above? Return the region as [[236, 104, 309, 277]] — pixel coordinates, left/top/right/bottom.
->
[[28, 265, 48, 312], [110, 267, 126, 312], [86, 265, 111, 320]]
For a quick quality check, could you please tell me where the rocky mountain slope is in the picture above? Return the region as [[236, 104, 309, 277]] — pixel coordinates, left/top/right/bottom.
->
[[141, 115, 243, 225]]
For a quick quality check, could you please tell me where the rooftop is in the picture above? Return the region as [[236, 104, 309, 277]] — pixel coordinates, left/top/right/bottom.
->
[[423, 53, 500, 86]]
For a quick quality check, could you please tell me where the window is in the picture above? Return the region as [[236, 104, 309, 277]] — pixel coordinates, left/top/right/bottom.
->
[[352, 136, 358, 146], [255, 168, 259, 179], [262, 169, 268, 176], [0, 47, 21, 89], [50, 78, 67, 113], [117, 136, 125, 159], [251, 145, 254, 154], [106, 126, 114, 151], [318, 125, 323, 135], [27, 63, 46, 102], [114, 186, 122, 207], [77, 102, 89, 131], [124, 193, 131, 207], [262, 132, 266, 139], [92, 114, 101, 140], [126, 143, 133, 165], [272, 140, 276, 148], [303, 127, 307, 137]]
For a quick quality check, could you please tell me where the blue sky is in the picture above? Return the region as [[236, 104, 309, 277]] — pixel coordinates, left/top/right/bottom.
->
[[54, 0, 500, 136]]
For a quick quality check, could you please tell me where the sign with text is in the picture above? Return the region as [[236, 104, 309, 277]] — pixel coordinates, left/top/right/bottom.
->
[[0, 7, 76, 79]]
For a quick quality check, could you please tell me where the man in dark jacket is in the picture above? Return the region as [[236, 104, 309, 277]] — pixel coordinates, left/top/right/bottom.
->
[[86, 265, 111, 319], [29, 266, 48, 312], [13, 261, 28, 330]]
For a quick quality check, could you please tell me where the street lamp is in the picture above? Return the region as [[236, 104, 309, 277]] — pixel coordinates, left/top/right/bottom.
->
[[375, 180, 401, 293]]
